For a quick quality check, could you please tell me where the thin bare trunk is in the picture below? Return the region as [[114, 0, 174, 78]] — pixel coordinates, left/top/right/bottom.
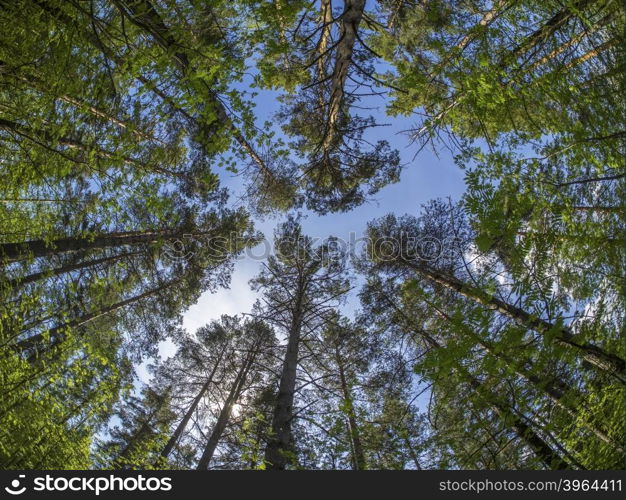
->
[[196, 352, 255, 469], [159, 345, 227, 462]]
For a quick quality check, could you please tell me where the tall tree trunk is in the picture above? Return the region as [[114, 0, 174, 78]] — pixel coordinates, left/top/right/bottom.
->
[[335, 344, 366, 470], [570, 205, 623, 214], [0, 198, 90, 203], [196, 352, 256, 469], [264, 302, 303, 469], [564, 38, 620, 69], [322, 0, 365, 151], [16, 280, 176, 358], [274, 0, 294, 72], [554, 173, 624, 187], [315, 0, 334, 110], [1, 228, 187, 263], [485, 388, 571, 469], [316, 0, 334, 77], [3, 250, 142, 291], [402, 259, 625, 383], [480, 342, 620, 450], [404, 435, 422, 470], [158, 345, 227, 463]]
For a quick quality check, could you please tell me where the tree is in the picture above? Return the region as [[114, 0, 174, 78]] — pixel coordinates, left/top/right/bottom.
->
[[364, 208, 624, 381], [151, 315, 276, 469], [250, 217, 350, 469], [255, 0, 402, 212], [96, 386, 175, 469], [356, 199, 624, 468], [358, 275, 573, 469], [196, 318, 275, 469]]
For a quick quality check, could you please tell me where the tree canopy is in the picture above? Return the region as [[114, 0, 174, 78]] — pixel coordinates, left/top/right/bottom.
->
[[0, 0, 623, 470]]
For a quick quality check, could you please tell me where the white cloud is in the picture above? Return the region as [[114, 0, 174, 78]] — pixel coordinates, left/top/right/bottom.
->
[[136, 257, 262, 384], [182, 257, 261, 333]]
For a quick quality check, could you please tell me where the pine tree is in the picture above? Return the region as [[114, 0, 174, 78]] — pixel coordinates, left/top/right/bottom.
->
[[251, 217, 350, 469]]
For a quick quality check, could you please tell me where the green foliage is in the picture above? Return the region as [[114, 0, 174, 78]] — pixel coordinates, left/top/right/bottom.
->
[[0, 0, 622, 471]]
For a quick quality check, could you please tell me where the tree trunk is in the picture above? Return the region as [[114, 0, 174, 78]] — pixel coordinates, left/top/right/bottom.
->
[[1, 228, 182, 263], [3, 250, 142, 291], [16, 281, 175, 358], [487, 392, 570, 469], [555, 173, 624, 187], [564, 38, 620, 69], [570, 205, 623, 214], [508, 0, 594, 61], [264, 307, 303, 469], [484, 344, 619, 450], [322, 0, 365, 151], [316, 0, 334, 83], [403, 259, 625, 383], [274, 0, 294, 72], [196, 353, 255, 469], [526, 12, 615, 72], [404, 435, 422, 470], [455, 0, 508, 53], [335, 345, 366, 470], [158, 345, 227, 463]]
